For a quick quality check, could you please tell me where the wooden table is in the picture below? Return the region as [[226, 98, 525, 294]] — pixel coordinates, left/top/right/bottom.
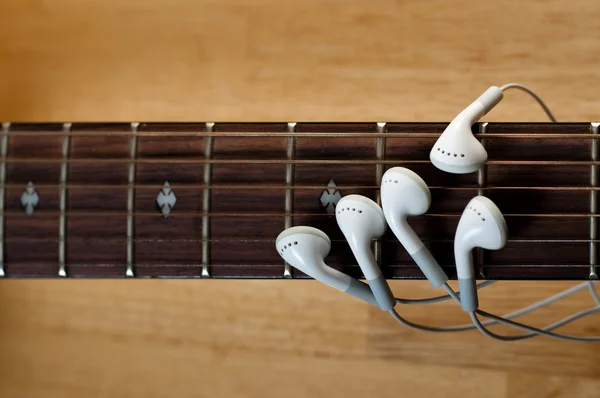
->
[[1, 1, 600, 397]]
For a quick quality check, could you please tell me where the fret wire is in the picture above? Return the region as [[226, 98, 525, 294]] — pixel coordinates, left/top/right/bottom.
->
[[590, 123, 599, 279], [476, 122, 489, 279], [202, 123, 215, 278], [0, 123, 9, 277], [58, 123, 72, 277], [283, 123, 297, 278], [126, 123, 139, 277], [374, 123, 386, 271], [7, 158, 600, 166]]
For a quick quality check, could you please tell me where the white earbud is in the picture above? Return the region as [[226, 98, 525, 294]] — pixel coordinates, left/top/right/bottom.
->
[[380, 167, 449, 287], [276, 226, 378, 307], [454, 196, 507, 311], [430, 86, 504, 174], [335, 195, 395, 311]]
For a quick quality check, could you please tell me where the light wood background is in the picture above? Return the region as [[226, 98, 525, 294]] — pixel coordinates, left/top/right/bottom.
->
[[1, 1, 600, 397]]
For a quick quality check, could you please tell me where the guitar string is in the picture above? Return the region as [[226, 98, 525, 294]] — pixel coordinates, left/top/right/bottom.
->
[[3, 158, 600, 165], [2, 130, 597, 139], [0, 211, 598, 219], [1, 183, 599, 191]]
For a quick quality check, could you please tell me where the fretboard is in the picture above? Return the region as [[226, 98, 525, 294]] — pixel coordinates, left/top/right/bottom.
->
[[0, 122, 597, 280]]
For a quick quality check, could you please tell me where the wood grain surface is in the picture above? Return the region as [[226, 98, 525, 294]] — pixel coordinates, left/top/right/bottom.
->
[[2, 0, 600, 397]]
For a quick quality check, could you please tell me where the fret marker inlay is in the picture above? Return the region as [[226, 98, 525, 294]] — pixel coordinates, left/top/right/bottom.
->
[[21, 182, 39, 216], [320, 179, 342, 214], [156, 181, 177, 217]]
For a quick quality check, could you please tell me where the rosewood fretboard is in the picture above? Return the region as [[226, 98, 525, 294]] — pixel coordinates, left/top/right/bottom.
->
[[0, 122, 597, 280]]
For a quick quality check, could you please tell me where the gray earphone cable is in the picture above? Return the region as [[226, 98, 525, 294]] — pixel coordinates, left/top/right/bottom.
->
[[396, 280, 496, 305], [588, 281, 600, 306], [463, 84, 600, 340], [390, 305, 600, 338], [440, 282, 600, 341], [387, 84, 600, 340], [360, 84, 600, 340], [462, 87, 600, 341], [499, 83, 557, 122], [389, 281, 596, 334], [469, 308, 600, 342], [472, 309, 600, 342], [442, 282, 593, 330]]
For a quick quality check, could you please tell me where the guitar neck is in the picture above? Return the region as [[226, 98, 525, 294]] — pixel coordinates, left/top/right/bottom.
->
[[0, 121, 597, 280]]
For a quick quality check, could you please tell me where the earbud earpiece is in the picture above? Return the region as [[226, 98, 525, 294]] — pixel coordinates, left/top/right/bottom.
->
[[380, 167, 449, 287], [276, 226, 378, 307], [335, 195, 395, 311], [454, 196, 507, 311], [430, 86, 504, 174]]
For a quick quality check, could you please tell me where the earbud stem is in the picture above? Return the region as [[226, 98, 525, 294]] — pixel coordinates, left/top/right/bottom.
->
[[388, 217, 423, 254], [455, 245, 475, 280], [367, 274, 396, 311], [387, 218, 449, 288], [353, 243, 396, 311], [410, 247, 449, 288], [297, 257, 380, 308], [345, 279, 380, 307], [455, 245, 479, 311], [452, 86, 504, 128], [458, 277, 478, 312], [474, 86, 503, 114]]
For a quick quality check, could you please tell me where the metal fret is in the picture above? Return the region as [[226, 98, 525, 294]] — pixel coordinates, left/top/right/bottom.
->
[[374, 123, 386, 268], [283, 123, 297, 278], [126, 123, 139, 277], [476, 122, 489, 279], [477, 123, 489, 197], [0, 123, 8, 277], [58, 123, 72, 277], [202, 123, 215, 278], [590, 123, 599, 279]]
